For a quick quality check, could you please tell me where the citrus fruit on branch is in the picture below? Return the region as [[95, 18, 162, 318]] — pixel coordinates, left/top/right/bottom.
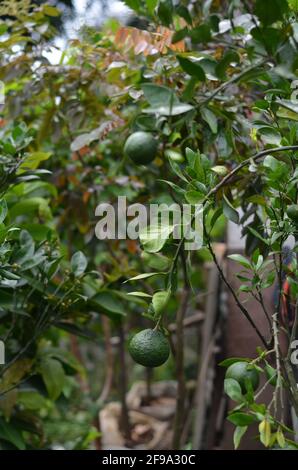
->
[[226, 361, 260, 394], [124, 131, 158, 164], [128, 328, 170, 367], [286, 204, 298, 223]]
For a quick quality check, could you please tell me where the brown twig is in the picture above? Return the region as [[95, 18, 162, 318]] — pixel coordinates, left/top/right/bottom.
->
[[118, 321, 131, 442], [206, 237, 268, 348], [172, 249, 190, 449], [98, 316, 114, 404]]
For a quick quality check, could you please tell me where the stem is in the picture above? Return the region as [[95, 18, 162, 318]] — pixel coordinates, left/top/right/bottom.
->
[[98, 316, 114, 404], [198, 59, 268, 108], [172, 249, 190, 449], [284, 245, 298, 416], [207, 146, 298, 200], [271, 313, 283, 417], [284, 358, 298, 417], [206, 237, 268, 348], [118, 321, 131, 442], [172, 286, 189, 449], [255, 288, 272, 330]]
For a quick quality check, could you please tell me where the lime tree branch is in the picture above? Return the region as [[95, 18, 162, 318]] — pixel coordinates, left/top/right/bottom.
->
[[207, 146, 298, 198], [172, 248, 190, 449], [205, 236, 268, 348], [198, 59, 268, 108], [169, 145, 298, 349]]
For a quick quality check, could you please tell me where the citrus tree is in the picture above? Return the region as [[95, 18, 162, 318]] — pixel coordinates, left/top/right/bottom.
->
[[1, 0, 298, 450]]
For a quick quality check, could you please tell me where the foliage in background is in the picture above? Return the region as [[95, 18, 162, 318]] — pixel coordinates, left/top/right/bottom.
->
[[0, 0, 298, 449]]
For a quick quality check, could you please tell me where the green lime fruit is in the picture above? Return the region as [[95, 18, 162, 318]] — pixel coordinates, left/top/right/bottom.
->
[[129, 328, 170, 367], [287, 204, 298, 223], [226, 361, 259, 394], [124, 131, 158, 164]]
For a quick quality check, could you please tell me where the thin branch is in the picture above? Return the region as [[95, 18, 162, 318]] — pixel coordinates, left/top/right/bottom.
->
[[207, 146, 298, 200], [206, 238, 268, 348], [172, 248, 190, 450], [197, 59, 268, 108], [168, 146, 298, 350], [172, 286, 189, 449], [270, 313, 283, 417]]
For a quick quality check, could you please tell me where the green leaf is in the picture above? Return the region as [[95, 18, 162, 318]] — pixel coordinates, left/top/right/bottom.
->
[[142, 252, 171, 271], [185, 147, 198, 169], [142, 84, 193, 116], [0, 418, 26, 450], [140, 224, 174, 253], [189, 24, 211, 43], [167, 157, 188, 182], [211, 165, 228, 176], [92, 291, 126, 316], [152, 290, 170, 315], [43, 5, 60, 16], [276, 426, 286, 448], [0, 24, 8, 35], [288, 0, 298, 11], [258, 127, 281, 145], [43, 347, 84, 375], [71, 251, 87, 277], [18, 391, 47, 410], [10, 197, 51, 220], [254, 0, 289, 25], [122, 0, 141, 12], [264, 363, 277, 386], [215, 51, 239, 80], [158, 178, 185, 196], [18, 151, 52, 171], [177, 56, 206, 81], [124, 272, 163, 282], [171, 28, 188, 44], [175, 5, 192, 24], [185, 190, 205, 204], [182, 77, 197, 101], [0, 358, 33, 391], [14, 230, 35, 265], [247, 227, 269, 245], [20, 251, 46, 271], [224, 378, 244, 403], [127, 292, 152, 298], [277, 98, 298, 115], [201, 107, 218, 133], [55, 321, 96, 340], [156, 0, 173, 26], [0, 199, 7, 224], [146, 0, 158, 15], [228, 412, 256, 426], [233, 426, 248, 450], [223, 195, 239, 225], [39, 358, 65, 400], [228, 254, 252, 269], [210, 207, 223, 231], [259, 419, 271, 447], [219, 357, 251, 368], [247, 195, 267, 206], [143, 104, 193, 115]]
